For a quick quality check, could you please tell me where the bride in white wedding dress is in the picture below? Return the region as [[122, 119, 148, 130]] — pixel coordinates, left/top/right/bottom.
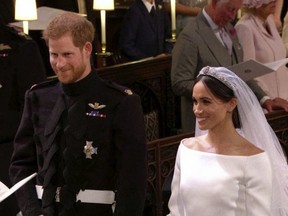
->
[[167, 66, 288, 216]]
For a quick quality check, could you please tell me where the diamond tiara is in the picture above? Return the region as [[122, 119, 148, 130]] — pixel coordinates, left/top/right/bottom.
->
[[198, 66, 235, 90]]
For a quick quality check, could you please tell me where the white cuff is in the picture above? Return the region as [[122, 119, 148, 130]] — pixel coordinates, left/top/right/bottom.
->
[[260, 96, 271, 105]]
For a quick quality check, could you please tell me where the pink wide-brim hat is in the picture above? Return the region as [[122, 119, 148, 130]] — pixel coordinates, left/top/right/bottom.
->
[[243, 0, 275, 8]]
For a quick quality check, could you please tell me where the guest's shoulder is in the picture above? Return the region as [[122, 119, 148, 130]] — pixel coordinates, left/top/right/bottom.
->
[[236, 13, 255, 25], [235, 15, 252, 32]]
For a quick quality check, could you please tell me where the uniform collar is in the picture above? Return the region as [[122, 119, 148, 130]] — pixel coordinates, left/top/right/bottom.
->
[[61, 70, 97, 97]]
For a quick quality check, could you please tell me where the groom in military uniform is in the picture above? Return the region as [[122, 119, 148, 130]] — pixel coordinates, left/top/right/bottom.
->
[[9, 12, 147, 216]]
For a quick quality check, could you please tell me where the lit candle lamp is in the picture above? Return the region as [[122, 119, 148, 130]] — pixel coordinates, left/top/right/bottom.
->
[[170, 0, 176, 41], [15, 0, 38, 34], [171, 0, 176, 31], [100, 10, 106, 45], [93, 0, 114, 55]]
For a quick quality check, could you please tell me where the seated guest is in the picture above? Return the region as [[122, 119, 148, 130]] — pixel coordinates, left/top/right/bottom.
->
[[119, 0, 173, 61], [235, 0, 288, 103]]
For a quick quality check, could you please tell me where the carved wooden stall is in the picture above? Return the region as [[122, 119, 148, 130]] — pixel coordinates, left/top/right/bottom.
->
[[266, 110, 288, 156], [146, 131, 194, 216]]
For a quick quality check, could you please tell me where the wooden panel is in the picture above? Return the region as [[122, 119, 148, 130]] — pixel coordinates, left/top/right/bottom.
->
[[115, 0, 135, 9], [147, 131, 194, 216], [266, 110, 288, 156]]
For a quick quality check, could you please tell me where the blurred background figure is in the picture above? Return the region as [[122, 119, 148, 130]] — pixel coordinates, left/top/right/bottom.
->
[[236, 0, 288, 105], [0, 2, 47, 214], [119, 0, 172, 61]]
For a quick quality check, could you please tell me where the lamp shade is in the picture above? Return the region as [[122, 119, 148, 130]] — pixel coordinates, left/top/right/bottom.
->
[[15, 0, 37, 21], [93, 0, 114, 10]]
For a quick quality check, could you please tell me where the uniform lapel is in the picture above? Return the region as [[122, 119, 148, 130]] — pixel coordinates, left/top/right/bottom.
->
[[41, 92, 67, 182], [44, 93, 66, 138], [64, 95, 87, 158]]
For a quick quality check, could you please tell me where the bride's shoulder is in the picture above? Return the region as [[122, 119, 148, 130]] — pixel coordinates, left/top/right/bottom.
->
[[239, 138, 264, 156], [182, 136, 205, 150]]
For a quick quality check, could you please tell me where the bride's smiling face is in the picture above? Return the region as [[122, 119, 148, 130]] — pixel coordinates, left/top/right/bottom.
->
[[192, 81, 232, 130]]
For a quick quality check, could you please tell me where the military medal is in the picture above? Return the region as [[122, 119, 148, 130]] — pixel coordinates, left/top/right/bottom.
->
[[86, 102, 107, 118], [83, 141, 98, 159]]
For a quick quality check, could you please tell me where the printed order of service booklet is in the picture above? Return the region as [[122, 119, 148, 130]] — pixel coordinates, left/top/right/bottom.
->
[[0, 172, 37, 202], [228, 58, 288, 81]]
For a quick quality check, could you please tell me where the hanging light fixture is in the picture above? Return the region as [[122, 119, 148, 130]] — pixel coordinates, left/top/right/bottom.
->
[[15, 0, 38, 34]]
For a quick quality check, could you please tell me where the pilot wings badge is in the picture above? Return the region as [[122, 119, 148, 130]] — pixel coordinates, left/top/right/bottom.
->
[[88, 102, 106, 110]]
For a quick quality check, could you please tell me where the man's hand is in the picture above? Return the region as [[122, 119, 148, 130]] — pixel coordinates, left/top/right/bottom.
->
[[262, 97, 288, 112]]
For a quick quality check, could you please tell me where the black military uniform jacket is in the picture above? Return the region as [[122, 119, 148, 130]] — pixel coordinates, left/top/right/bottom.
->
[[10, 70, 147, 216], [0, 24, 46, 143], [0, 23, 46, 215]]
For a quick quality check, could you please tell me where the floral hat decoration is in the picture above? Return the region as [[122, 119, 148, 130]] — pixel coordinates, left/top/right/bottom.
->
[[242, 0, 275, 8]]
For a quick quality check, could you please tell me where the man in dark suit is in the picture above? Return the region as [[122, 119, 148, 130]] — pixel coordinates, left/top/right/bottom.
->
[[9, 12, 147, 216], [0, 15, 46, 215], [119, 0, 173, 60], [171, 0, 288, 132]]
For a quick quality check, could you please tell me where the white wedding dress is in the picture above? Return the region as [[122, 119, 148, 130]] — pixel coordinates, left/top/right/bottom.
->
[[167, 139, 273, 216]]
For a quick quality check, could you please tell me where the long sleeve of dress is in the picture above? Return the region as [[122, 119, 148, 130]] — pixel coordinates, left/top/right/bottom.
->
[[167, 145, 184, 216], [244, 151, 273, 215]]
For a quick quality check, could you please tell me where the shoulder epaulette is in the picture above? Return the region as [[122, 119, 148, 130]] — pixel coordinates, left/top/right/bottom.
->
[[16, 31, 32, 40], [30, 77, 59, 90], [106, 81, 134, 95]]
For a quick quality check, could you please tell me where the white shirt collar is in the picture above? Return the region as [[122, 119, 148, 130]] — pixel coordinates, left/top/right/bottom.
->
[[142, 0, 156, 12], [203, 8, 220, 31]]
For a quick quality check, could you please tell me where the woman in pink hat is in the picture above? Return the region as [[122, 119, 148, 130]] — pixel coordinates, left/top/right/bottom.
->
[[235, 0, 288, 110]]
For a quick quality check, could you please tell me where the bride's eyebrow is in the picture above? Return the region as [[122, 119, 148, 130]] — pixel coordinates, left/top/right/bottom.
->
[[193, 96, 213, 101]]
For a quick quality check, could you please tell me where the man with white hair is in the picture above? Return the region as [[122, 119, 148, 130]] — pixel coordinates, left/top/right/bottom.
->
[[171, 0, 288, 132]]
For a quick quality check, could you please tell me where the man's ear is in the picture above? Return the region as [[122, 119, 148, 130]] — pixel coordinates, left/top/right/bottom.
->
[[84, 42, 92, 55]]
